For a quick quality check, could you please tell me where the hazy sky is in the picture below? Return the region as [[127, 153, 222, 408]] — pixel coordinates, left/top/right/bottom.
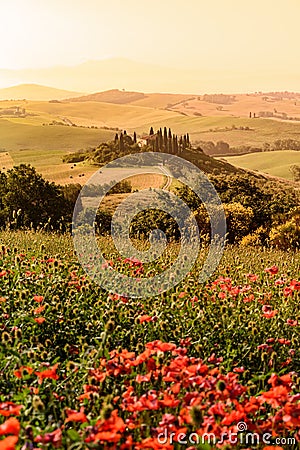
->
[[1, 0, 299, 72]]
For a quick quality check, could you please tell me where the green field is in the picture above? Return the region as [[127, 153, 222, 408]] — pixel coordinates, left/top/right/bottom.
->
[[134, 116, 300, 147], [221, 150, 300, 180], [3, 99, 300, 149], [0, 118, 115, 183], [1, 96, 300, 184]]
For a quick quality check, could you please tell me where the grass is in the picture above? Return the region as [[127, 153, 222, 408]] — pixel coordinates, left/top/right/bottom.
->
[[0, 118, 115, 183], [0, 230, 299, 448], [133, 115, 300, 147], [0, 118, 114, 152], [4, 99, 300, 150], [9, 100, 179, 128], [221, 150, 300, 180]]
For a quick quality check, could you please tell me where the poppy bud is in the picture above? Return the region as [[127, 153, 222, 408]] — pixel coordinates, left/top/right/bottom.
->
[[136, 342, 144, 353], [41, 351, 48, 360], [1, 331, 11, 344], [32, 395, 44, 411], [101, 404, 113, 420], [67, 361, 77, 371], [14, 329, 22, 340], [106, 320, 115, 332], [190, 406, 203, 427], [221, 305, 227, 315], [217, 380, 226, 391]]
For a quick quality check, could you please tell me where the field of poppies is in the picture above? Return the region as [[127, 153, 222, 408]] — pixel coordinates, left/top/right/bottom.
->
[[0, 230, 299, 449]]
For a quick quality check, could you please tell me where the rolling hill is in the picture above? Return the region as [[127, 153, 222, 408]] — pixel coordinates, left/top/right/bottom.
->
[[0, 84, 83, 101], [221, 150, 300, 180], [67, 89, 193, 108], [67, 89, 146, 104], [0, 84, 300, 184]]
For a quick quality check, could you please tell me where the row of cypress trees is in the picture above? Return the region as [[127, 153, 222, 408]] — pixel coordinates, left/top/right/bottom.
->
[[114, 127, 191, 154]]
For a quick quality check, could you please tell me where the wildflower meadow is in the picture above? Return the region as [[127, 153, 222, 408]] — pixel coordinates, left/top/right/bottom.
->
[[0, 231, 299, 449]]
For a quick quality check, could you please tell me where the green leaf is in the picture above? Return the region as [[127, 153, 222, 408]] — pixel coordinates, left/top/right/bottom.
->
[[67, 429, 81, 442]]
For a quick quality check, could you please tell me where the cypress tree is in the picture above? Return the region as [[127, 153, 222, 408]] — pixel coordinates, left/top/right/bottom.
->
[[133, 131, 137, 143], [124, 130, 127, 135], [114, 133, 119, 142], [159, 129, 163, 150], [163, 127, 168, 150], [119, 133, 124, 151], [156, 131, 160, 151], [179, 136, 183, 152], [175, 135, 178, 154], [149, 127, 154, 135], [173, 135, 176, 154]]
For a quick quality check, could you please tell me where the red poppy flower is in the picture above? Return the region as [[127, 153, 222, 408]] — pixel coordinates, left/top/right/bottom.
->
[[0, 436, 18, 450], [93, 431, 121, 443], [0, 403, 23, 417], [139, 315, 152, 323], [247, 273, 258, 282], [65, 407, 88, 423], [34, 305, 45, 315], [263, 447, 283, 450], [35, 428, 62, 448], [283, 287, 293, 297], [146, 341, 177, 352], [282, 402, 300, 427], [290, 279, 300, 290], [262, 310, 278, 319], [233, 367, 245, 373], [13, 366, 33, 379], [0, 418, 20, 436], [286, 319, 298, 326], [135, 436, 173, 449], [260, 385, 289, 407], [34, 317, 46, 324], [278, 338, 291, 345], [33, 295, 44, 303], [265, 265, 279, 275], [35, 364, 59, 384]]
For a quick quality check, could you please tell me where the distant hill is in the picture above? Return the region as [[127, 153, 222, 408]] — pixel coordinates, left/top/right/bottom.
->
[[67, 89, 194, 109], [0, 84, 83, 101], [2, 58, 300, 94], [67, 89, 146, 104]]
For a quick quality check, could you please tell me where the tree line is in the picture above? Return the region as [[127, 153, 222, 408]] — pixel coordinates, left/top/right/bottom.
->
[[115, 126, 191, 155]]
